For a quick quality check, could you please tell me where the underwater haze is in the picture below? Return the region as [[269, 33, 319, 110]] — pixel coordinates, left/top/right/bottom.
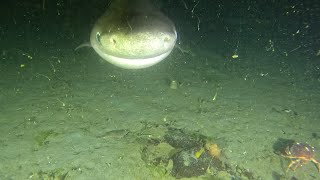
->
[[1, 0, 320, 179]]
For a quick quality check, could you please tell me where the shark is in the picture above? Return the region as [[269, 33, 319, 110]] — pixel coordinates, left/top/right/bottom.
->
[[78, 0, 177, 69]]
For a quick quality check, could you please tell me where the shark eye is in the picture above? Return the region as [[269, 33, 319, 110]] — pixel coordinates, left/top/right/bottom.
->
[[163, 36, 170, 43], [110, 38, 117, 44], [96, 32, 101, 42]]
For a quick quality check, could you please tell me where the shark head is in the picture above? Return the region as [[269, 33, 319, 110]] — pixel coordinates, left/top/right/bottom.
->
[[90, 0, 177, 69]]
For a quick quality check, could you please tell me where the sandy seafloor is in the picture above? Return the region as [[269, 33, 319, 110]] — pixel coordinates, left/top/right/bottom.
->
[[1, 14, 320, 180]]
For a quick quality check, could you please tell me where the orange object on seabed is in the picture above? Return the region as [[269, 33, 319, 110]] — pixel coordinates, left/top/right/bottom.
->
[[206, 143, 221, 158]]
